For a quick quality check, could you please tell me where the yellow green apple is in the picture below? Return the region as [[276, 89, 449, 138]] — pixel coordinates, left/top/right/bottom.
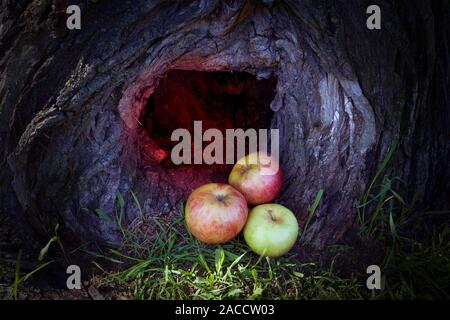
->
[[243, 203, 298, 257]]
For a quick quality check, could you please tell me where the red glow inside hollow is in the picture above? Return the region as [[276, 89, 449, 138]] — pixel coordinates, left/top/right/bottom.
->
[[137, 69, 276, 191]]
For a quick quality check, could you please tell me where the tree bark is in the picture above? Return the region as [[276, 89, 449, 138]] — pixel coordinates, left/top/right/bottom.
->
[[0, 0, 449, 257]]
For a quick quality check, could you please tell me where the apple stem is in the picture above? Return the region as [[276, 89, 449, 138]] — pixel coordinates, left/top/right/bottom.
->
[[268, 209, 276, 221], [216, 194, 225, 202]]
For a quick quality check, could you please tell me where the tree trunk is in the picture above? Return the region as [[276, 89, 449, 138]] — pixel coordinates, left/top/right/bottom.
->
[[1, 0, 449, 258]]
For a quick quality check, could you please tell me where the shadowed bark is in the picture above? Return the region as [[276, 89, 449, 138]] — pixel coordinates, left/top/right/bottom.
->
[[0, 0, 449, 259]]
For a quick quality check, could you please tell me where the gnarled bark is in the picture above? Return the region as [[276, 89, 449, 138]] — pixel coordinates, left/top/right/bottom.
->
[[0, 0, 449, 259]]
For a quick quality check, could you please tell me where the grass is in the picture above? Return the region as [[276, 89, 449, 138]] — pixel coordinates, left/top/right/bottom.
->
[[87, 161, 449, 300], [301, 188, 323, 243], [357, 141, 400, 238], [357, 174, 450, 299], [356, 142, 450, 299], [90, 195, 364, 300], [11, 226, 60, 300], [381, 225, 450, 299]]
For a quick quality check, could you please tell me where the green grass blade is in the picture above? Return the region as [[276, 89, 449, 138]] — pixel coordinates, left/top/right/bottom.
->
[[13, 250, 22, 300], [21, 261, 55, 282], [130, 190, 144, 219], [38, 235, 59, 261], [214, 248, 225, 274], [361, 141, 397, 216], [303, 188, 324, 238], [95, 208, 113, 223]]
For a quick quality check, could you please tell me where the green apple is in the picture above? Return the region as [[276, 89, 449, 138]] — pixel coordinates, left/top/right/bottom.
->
[[243, 203, 299, 257]]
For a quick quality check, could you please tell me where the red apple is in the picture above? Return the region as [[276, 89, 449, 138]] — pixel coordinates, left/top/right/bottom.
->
[[228, 152, 282, 205], [185, 183, 248, 244]]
